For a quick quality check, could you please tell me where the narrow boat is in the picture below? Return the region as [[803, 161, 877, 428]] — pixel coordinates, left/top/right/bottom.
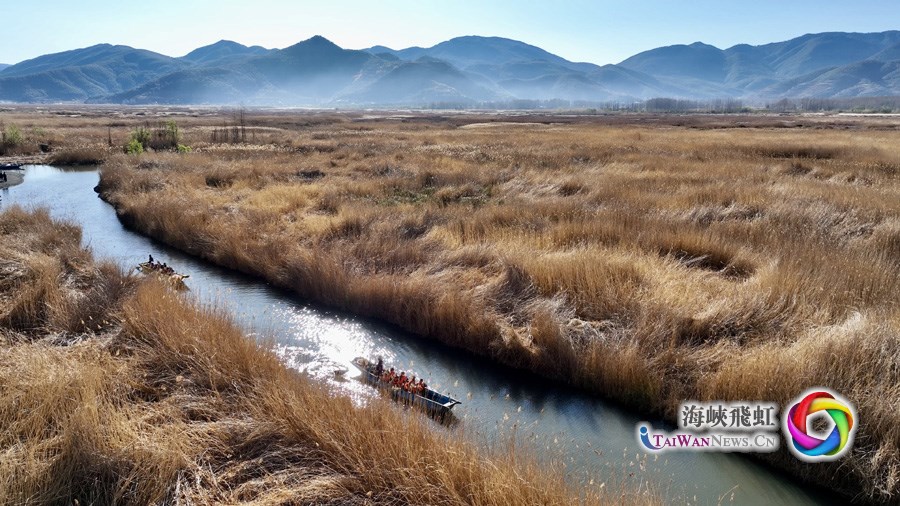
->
[[136, 261, 190, 290], [352, 357, 461, 418]]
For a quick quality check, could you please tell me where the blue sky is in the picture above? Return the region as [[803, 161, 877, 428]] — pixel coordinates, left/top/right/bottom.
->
[[2, 1, 899, 65]]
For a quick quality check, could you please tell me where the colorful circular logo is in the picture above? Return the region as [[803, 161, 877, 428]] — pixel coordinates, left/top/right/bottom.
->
[[783, 388, 857, 462]]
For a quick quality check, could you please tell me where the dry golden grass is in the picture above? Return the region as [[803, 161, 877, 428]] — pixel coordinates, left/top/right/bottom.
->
[[0, 206, 643, 505], [47, 146, 110, 166], [86, 112, 900, 502]]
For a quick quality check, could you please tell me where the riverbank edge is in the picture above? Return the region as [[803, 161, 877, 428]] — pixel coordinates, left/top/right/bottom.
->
[[94, 182, 868, 504], [0, 169, 23, 189], [0, 205, 628, 505]]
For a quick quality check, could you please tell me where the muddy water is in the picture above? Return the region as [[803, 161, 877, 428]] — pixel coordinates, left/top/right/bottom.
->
[[2, 165, 832, 505]]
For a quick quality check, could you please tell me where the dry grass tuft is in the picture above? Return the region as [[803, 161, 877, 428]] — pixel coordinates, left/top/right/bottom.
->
[[48, 146, 109, 166]]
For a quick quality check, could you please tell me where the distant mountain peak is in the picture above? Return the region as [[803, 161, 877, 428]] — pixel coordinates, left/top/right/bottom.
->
[[0, 43, 188, 102], [182, 40, 245, 55], [366, 45, 398, 53], [181, 40, 269, 64], [280, 35, 346, 56], [212, 39, 242, 47], [303, 35, 339, 47], [447, 35, 516, 43], [366, 34, 583, 72]]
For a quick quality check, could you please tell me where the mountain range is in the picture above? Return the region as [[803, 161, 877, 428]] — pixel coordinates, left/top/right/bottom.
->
[[1, 31, 899, 106]]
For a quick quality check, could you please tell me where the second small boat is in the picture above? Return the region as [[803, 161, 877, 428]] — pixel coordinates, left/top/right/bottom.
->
[[136, 261, 190, 290]]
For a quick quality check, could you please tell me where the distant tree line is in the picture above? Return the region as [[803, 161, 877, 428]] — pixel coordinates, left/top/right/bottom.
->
[[642, 98, 748, 113], [404, 96, 900, 113], [765, 96, 900, 113]]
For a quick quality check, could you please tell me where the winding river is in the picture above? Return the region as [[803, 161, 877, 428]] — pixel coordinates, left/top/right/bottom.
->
[[1, 165, 832, 505]]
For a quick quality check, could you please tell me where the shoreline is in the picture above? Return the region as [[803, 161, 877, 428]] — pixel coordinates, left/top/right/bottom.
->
[[0, 170, 23, 189]]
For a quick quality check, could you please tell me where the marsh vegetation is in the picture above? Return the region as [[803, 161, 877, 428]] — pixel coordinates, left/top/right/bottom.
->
[[0, 206, 635, 505], [3, 106, 898, 502], [92, 112, 900, 502]]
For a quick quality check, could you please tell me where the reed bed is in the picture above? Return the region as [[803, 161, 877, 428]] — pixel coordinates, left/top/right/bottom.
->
[[91, 114, 900, 502], [0, 206, 641, 505]]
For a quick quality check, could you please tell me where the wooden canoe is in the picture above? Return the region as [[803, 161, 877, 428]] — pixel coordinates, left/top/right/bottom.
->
[[352, 357, 461, 418], [136, 262, 190, 290]]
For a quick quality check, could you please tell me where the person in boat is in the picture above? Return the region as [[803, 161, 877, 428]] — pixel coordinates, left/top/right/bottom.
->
[[395, 372, 407, 388], [374, 357, 384, 377], [407, 376, 417, 392], [384, 367, 395, 383], [417, 379, 426, 394], [148, 254, 154, 264]]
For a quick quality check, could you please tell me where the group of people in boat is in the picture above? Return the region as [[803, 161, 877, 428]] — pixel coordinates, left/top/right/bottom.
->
[[372, 358, 428, 395], [144, 254, 177, 276]]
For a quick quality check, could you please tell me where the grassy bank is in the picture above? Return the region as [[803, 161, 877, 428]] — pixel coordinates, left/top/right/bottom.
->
[[0, 206, 640, 505], [95, 115, 900, 502]]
